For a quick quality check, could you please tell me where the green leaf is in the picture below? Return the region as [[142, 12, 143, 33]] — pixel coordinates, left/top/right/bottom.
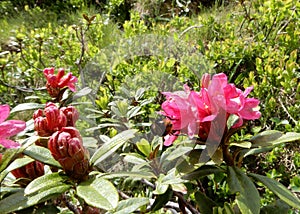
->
[[72, 87, 92, 101], [250, 131, 300, 147], [90, 129, 137, 165], [227, 166, 260, 214], [77, 177, 119, 210], [25, 172, 68, 195], [100, 171, 156, 179], [151, 187, 173, 211], [136, 138, 151, 157], [0, 190, 30, 214], [182, 165, 224, 180], [223, 202, 235, 214], [195, 191, 218, 214], [249, 173, 300, 210], [10, 103, 45, 114], [230, 141, 252, 148], [23, 145, 61, 168], [227, 114, 240, 129], [0, 185, 70, 214], [260, 199, 290, 214], [111, 197, 149, 214], [27, 184, 71, 205], [164, 146, 193, 162], [0, 157, 34, 183], [0, 149, 20, 173]]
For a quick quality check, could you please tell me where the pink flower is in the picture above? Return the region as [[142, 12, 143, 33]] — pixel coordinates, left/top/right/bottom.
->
[[160, 73, 261, 146], [161, 85, 198, 138], [43, 68, 78, 97], [207, 74, 261, 128], [0, 104, 26, 148]]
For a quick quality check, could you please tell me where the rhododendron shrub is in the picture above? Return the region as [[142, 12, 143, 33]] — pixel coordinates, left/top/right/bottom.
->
[[161, 73, 261, 146], [1, 68, 300, 214]]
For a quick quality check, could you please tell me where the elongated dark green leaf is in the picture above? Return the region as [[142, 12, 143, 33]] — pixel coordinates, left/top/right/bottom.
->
[[77, 177, 119, 210], [223, 202, 235, 214], [25, 172, 68, 195], [23, 145, 61, 168], [0, 157, 34, 183], [27, 184, 71, 205], [10, 103, 45, 114], [182, 165, 224, 180], [260, 199, 290, 214], [111, 197, 149, 214], [0, 190, 30, 214], [227, 166, 260, 214], [90, 129, 137, 165], [100, 171, 156, 179], [151, 188, 173, 212], [195, 191, 218, 214], [250, 131, 300, 147], [249, 173, 300, 209]]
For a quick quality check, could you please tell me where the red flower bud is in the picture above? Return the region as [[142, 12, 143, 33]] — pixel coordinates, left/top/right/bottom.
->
[[48, 127, 90, 180], [11, 161, 44, 183], [33, 102, 67, 137], [61, 106, 79, 127]]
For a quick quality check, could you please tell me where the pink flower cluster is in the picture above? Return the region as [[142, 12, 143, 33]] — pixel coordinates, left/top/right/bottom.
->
[[44, 67, 78, 98], [161, 73, 261, 146]]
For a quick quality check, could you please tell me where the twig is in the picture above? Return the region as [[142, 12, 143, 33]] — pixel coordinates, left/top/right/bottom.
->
[[173, 191, 200, 214], [62, 194, 82, 214], [75, 24, 90, 89], [118, 190, 131, 199], [179, 25, 204, 38], [278, 96, 297, 125], [0, 79, 46, 92]]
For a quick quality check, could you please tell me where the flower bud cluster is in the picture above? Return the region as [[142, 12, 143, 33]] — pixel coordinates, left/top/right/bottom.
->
[[48, 127, 90, 180], [33, 103, 79, 137], [161, 73, 261, 146], [43, 67, 78, 98], [33, 69, 89, 180]]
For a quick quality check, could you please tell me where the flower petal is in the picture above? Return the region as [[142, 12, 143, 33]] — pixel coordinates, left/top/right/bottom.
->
[[0, 139, 20, 148], [0, 120, 26, 138], [0, 104, 10, 123], [163, 133, 179, 146]]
